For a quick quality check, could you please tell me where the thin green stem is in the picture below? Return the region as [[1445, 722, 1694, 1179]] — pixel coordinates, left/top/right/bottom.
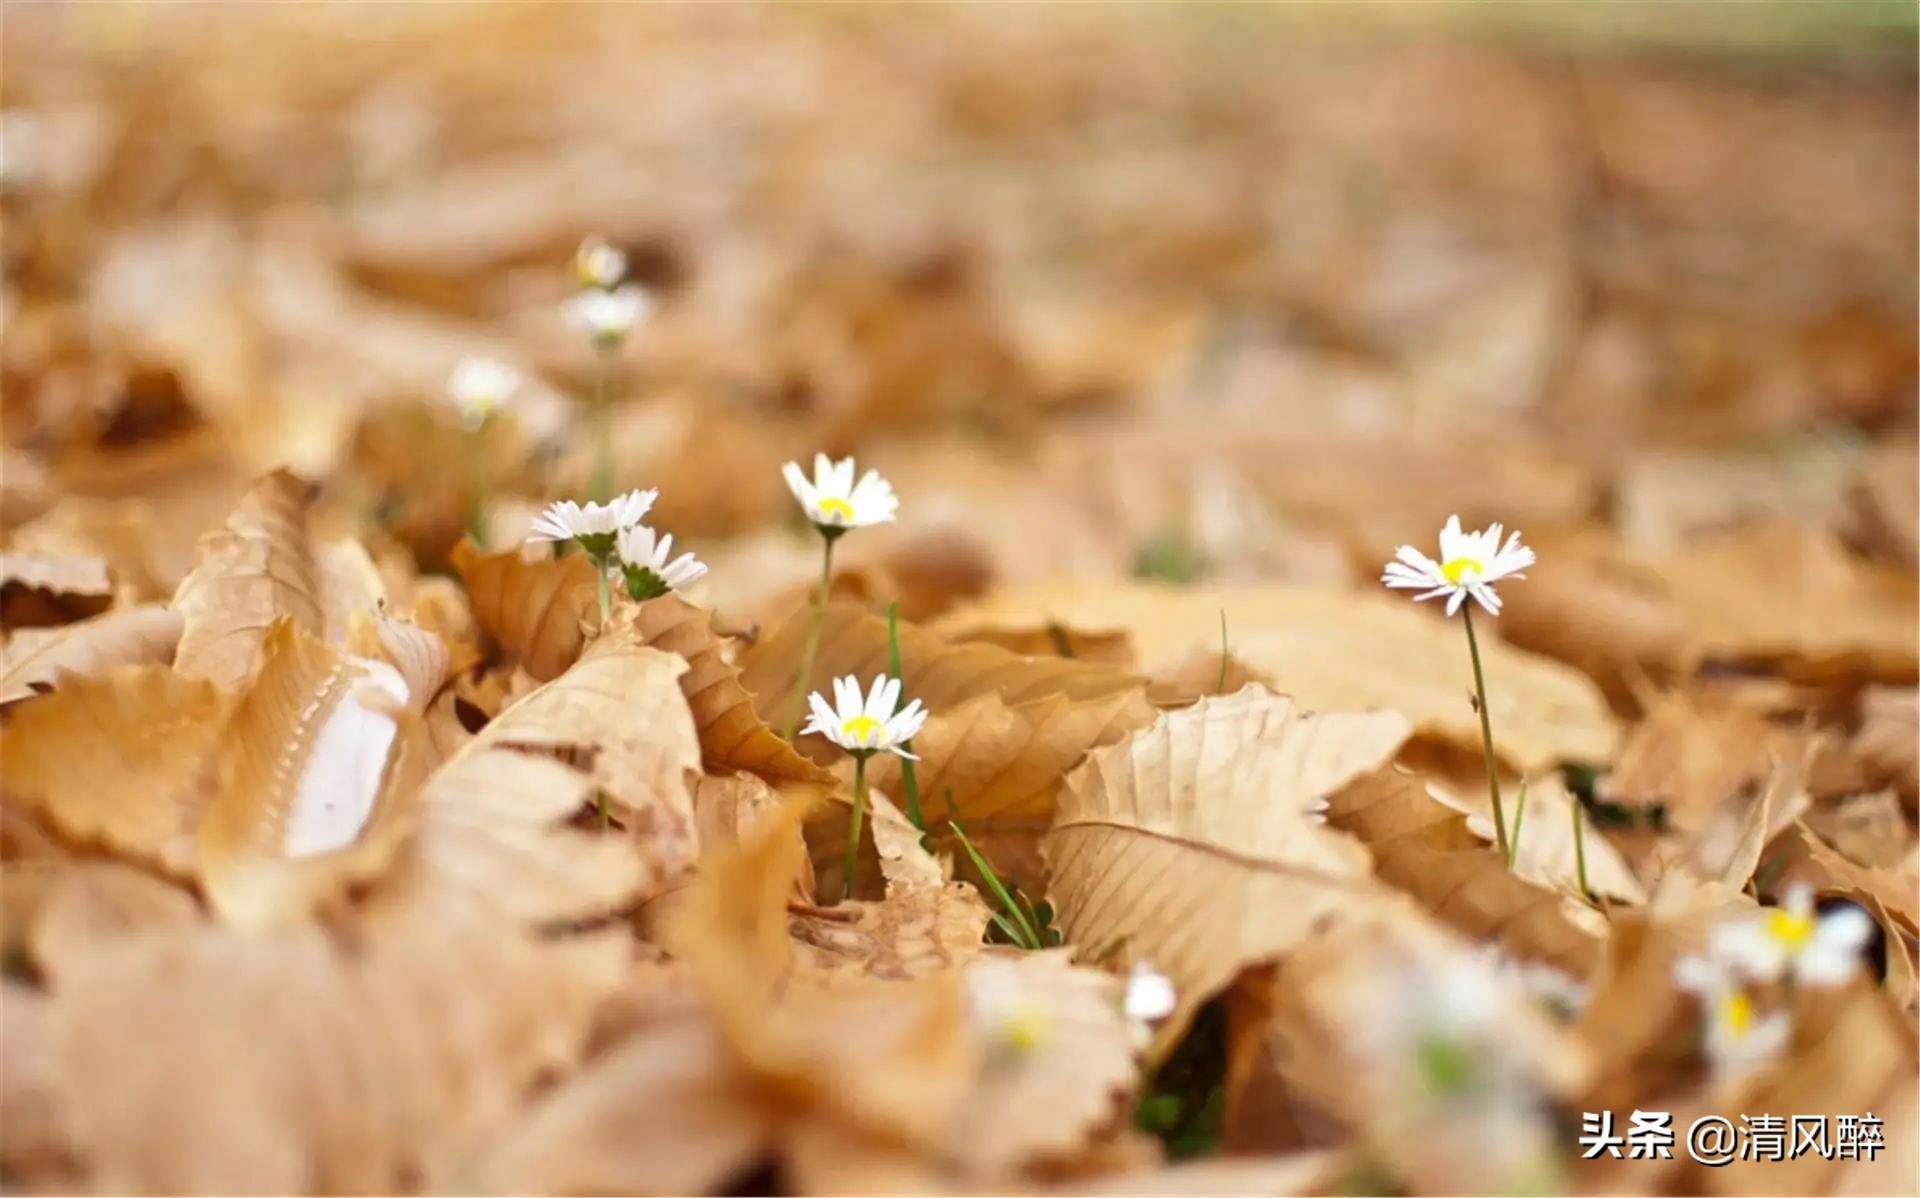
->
[[781, 532, 835, 740], [1460, 605, 1511, 862], [1571, 786, 1592, 901], [1216, 609, 1229, 694], [1506, 776, 1530, 869], [840, 753, 869, 905], [466, 438, 489, 546], [950, 816, 1041, 949], [594, 558, 611, 627], [886, 601, 925, 832], [590, 344, 614, 504]]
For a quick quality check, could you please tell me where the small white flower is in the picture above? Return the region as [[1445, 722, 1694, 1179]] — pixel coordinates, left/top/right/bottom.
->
[[525, 489, 657, 556], [574, 234, 627, 290], [1709, 886, 1873, 989], [782, 453, 899, 532], [1478, 945, 1589, 1018], [1383, 514, 1535, 616], [1123, 961, 1177, 1023], [801, 673, 926, 759], [565, 284, 651, 347], [966, 961, 1053, 1056], [445, 356, 520, 429], [615, 523, 707, 599], [1675, 955, 1791, 1073]]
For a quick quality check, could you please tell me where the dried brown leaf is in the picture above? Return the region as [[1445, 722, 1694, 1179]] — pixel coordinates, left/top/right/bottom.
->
[[1043, 686, 1411, 1048], [450, 538, 598, 682], [0, 604, 182, 705], [0, 550, 114, 628]]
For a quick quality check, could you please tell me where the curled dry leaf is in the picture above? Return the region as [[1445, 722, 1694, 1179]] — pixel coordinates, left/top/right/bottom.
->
[[790, 881, 992, 980], [0, 551, 114, 628], [628, 594, 836, 785], [0, 604, 182, 705], [2, 664, 231, 875], [941, 581, 1619, 772], [1042, 686, 1412, 1048], [171, 469, 388, 690], [451, 538, 597, 682], [1326, 768, 1606, 978], [42, 896, 628, 1195]]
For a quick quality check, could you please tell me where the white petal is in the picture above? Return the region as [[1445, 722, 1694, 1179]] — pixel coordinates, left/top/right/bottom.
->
[[1445, 588, 1467, 616]]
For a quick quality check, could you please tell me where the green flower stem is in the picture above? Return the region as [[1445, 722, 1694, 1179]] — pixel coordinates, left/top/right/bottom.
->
[[466, 436, 489, 546], [590, 342, 615, 504], [594, 557, 611, 626], [886, 601, 925, 832], [951, 816, 1041, 949], [1460, 604, 1511, 862], [840, 752, 869, 905], [1506, 777, 1530, 868], [781, 530, 836, 740]]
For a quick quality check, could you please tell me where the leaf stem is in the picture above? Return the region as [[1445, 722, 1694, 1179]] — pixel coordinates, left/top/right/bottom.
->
[[841, 753, 869, 905], [1460, 604, 1511, 862], [886, 601, 925, 832], [782, 531, 835, 740]]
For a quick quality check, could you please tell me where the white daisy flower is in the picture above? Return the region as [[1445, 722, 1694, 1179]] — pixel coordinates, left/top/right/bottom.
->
[[782, 453, 898, 533], [525, 488, 657, 557], [565, 284, 651, 348], [1123, 961, 1177, 1023], [574, 234, 627, 290], [615, 523, 707, 600], [1708, 886, 1873, 989], [1675, 955, 1791, 1073], [966, 960, 1053, 1056], [1383, 514, 1536, 617], [445, 356, 520, 429], [800, 673, 926, 759]]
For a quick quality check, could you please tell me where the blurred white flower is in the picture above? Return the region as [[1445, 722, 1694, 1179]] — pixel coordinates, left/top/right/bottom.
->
[[565, 284, 651, 347], [445, 356, 520, 429], [1709, 886, 1873, 989], [525, 489, 657, 556], [616, 523, 706, 599], [574, 234, 627, 290], [1383, 514, 1535, 616], [1123, 961, 1177, 1023], [782, 453, 898, 532], [1479, 945, 1589, 1019], [1675, 954, 1791, 1073], [801, 673, 926, 759], [966, 961, 1052, 1056]]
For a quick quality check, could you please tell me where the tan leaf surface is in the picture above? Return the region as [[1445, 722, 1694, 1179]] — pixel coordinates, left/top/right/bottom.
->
[[2, 664, 230, 874], [450, 538, 598, 682], [1042, 686, 1411, 1046], [1, 982, 78, 1187], [790, 881, 991, 980], [44, 897, 627, 1194], [0, 604, 182, 705], [1416, 768, 1647, 905], [628, 594, 835, 784], [196, 621, 427, 930], [1045, 1152, 1343, 1196], [171, 469, 387, 690], [1325, 768, 1606, 977], [18, 860, 203, 983], [0, 551, 114, 627], [941, 581, 1619, 771]]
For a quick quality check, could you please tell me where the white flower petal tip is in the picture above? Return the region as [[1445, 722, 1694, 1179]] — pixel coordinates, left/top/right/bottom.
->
[[446, 356, 520, 427], [524, 489, 659, 549], [1381, 515, 1534, 617], [565, 283, 651, 345], [782, 453, 898, 531], [798, 672, 926, 758], [1123, 962, 1177, 1024], [574, 234, 628, 290], [1709, 886, 1875, 990], [616, 523, 707, 598]]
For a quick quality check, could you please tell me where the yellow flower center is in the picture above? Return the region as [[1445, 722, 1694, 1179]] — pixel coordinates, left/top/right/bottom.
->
[[840, 714, 880, 742], [1001, 1002, 1053, 1052], [818, 497, 854, 521], [1766, 908, 1815, 950], [1719, 990, 1754, 1038], [1441, 557, 1486, 585]]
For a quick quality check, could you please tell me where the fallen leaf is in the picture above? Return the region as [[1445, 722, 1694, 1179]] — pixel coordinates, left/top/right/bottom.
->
[[0, 604, 182, 705], [0, 551, 114, 629], [1043, 686, 1411, 1048], [451, 538, 598, 682]]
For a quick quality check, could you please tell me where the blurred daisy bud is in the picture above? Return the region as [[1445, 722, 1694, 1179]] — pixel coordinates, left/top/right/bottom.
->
[[574, 234, 627, 290], [445, 356, 520, 430], [1709, 886, 1874, 989], [801, 674, 926, 760], [525, 489, 657, 560], [615, 523, 707, 600], [967, 962, 1053, 1058], [1383, 514, 1536, 617], [1675, 954, 1791, 1073], [782, 453, 899, 535], [566, 284, 651, 349]]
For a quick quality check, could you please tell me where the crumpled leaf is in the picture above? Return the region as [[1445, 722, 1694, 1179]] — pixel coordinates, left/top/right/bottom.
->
[[941, 581, 1619, 772], [451, 538, 598, 682], [628, 595, 835, 784], [2, 664, 231, 874], [1043, 685, 1412, 1047], [171, 469, 387, 690], [1326, 768, 1606, 977], [42, 895, 628, 1194], [0, 551, 114, 628], [790, 880, 992, 980], [0, 604, 182, 705]]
